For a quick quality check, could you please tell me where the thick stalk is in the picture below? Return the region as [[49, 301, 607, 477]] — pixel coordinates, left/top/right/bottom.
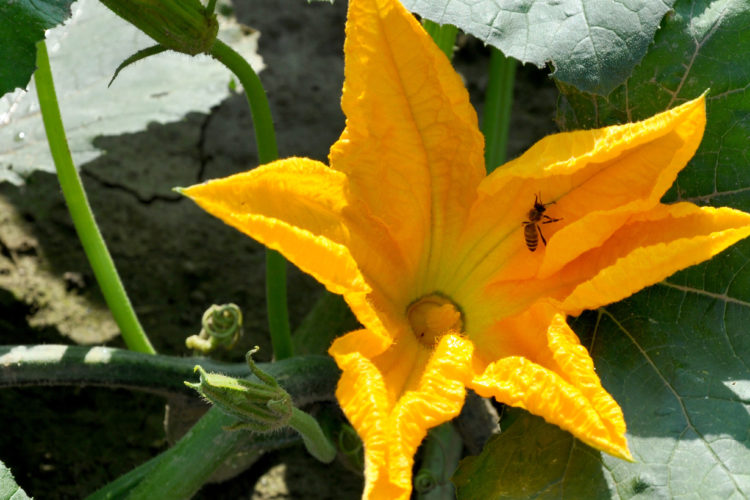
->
[[0, 345, 337, 406], [125, 407, 237, 499], [482, 47, 516, 173], [208, 39, 293, 360], [422, 19, 459, 59], [0, 345, 248, 397], [33, 40, 155, 354]]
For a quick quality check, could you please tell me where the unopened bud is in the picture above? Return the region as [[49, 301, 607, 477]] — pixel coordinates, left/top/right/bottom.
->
[[185, 348, 292, 432], [99, 0, 218, 55]]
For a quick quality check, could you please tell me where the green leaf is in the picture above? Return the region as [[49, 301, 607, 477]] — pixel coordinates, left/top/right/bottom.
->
[[0, 0, 264, 185], [0, 460, 31, 500], [0, 0, 75, 97], [108, 44, 169, 87], [457, 1, 750, 497], [454, 409, 616, 498], [400, 0, 676, 95]]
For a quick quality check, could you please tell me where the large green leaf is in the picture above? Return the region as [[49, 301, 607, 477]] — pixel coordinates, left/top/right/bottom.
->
[[0, 460, 30, 500], [0, 0, 75, 96], [0, 0, 263, 185], [456, 0, 750, 497], [400, 0, 676, 95]]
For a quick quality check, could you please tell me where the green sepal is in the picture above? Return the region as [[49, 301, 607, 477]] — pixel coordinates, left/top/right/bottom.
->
[[108, 44, 168, 87], [98, 0, 218, 56], [186, 363, 293, 433]]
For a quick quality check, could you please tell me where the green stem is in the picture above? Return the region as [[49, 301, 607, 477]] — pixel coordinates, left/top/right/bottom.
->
[[289, 407, 337, 463], [208, 39, 293, 360], [88, 423, 293, 500], [209, 40, 277, 164], [33, 40, 155, 355], [266, 250, 293, 359], [123, 406, 239, 499], [482, 47, 516, 174], [422, 19, 459, 60], [0, 345, 337, 405], [0, 344, 245, 397], [86, 453, 160, 500]]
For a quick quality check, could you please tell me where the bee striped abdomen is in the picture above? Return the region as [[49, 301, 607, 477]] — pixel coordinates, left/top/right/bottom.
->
[[524, 222, 539, 252], [522, 194, 561, 252]]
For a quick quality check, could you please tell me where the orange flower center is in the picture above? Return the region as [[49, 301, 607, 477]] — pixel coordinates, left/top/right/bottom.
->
[[407, 294, 463, 346]]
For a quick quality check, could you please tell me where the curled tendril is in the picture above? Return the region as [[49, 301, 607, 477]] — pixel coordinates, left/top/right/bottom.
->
[[204, 304, 242, 341], [414, 469, 438, 493], [186, 303, 243, 353], [337, 424, 364, 474]]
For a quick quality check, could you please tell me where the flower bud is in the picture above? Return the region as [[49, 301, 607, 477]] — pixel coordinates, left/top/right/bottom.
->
[[185, 348, 293, 432], [99, 0, 218, 55]]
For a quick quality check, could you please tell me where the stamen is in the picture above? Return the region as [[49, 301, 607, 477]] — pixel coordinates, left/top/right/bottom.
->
[[407, 294, 463, 346]]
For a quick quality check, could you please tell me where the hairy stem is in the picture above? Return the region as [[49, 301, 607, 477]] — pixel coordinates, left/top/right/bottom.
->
[[33, 40, 155, 354], [208, 39, 293, 360], [0, 345, 337, 404]]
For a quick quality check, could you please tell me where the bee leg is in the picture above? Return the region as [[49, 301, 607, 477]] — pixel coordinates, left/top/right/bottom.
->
[[537, 224, 547, 246], [542, 215, 561, 223]]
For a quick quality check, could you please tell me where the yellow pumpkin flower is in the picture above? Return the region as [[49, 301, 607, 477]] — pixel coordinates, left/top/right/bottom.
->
[[183, 0, 750, 497]]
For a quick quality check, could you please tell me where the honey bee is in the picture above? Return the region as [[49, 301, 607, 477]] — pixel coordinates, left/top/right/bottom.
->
[[522, 194, 561, 252]]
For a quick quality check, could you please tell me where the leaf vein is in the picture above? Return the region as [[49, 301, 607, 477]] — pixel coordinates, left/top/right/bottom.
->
[[658, 281, 750, 308], [601, 307, 742, 492]]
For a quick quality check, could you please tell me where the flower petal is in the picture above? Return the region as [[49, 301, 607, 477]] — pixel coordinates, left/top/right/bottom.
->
[[449, 96, 706, 294], [329, 329, 402, 499], [476, 203, 750, 331], [469, 303, 631, 460], [183, 158, 417, 309], [184, 159, 366, 295], [387, 335, 472, 489], [330, 0, 485, 290], [556, 203, 750, 314], [330, 331, 473, 499]]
